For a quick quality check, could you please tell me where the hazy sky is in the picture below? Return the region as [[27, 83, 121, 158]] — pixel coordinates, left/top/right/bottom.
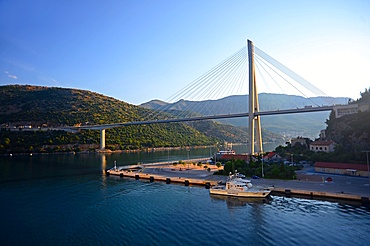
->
[[1, 0, 369, 105]]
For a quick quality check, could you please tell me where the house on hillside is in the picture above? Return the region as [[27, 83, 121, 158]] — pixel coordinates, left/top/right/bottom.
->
[[310, 140, 335, 153], [319, 130, 326, 139], [333, 104, 358, 118], [291, 136, 310, 148], [314, 162, 369, 177], [263, 152, 282, 163]]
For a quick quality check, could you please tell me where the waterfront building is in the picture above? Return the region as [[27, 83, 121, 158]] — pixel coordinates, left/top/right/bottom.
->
[[315, 162, 369, 177], [291, 136, 310, 148]]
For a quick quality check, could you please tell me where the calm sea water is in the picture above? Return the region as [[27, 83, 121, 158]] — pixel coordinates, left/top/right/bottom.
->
[[1, 149, 370, 246]]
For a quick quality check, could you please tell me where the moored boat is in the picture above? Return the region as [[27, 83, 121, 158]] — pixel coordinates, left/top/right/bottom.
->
[[106, 161, 144, 175], [210, 173, 271, 198]]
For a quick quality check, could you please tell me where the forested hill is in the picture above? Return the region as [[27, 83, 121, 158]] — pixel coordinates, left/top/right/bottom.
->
[[325, 88, 370, 154], [0, 85, 282, 153], [0, 85, 143, 125]]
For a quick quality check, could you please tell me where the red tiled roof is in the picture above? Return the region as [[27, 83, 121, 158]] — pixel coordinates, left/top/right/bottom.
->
[[220, 154, 249, 161], [315, 162, 368, 171], [266, 152, 277, 158]]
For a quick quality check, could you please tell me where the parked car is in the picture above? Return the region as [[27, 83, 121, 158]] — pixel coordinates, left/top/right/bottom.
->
[[252, 175, 260, 179], [236, 173, 246, 178], [326, 177, 333, 182]]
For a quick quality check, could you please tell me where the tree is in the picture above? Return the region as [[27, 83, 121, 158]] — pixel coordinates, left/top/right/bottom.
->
[[3, 137, 10, 146], [216, 162, 222, 169]]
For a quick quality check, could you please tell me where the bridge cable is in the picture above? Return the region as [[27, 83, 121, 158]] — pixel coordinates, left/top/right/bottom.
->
[[254, 46, 327, 96], [170, 48, 246, 118], [254, 55, 299, 108], [184, 48, 248, 116], [255, 54, 319, 107], [146, 47, 247, 120]]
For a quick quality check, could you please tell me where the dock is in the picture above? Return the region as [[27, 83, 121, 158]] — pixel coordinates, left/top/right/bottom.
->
[[271, 188, 365, 201], [106, 158, 219, 187], [106, 160, 370, 205], [107, 169, 217, 187], [251, 174, 370, 205]]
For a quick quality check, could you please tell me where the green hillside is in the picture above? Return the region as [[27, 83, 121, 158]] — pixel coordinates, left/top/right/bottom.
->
[[0, 85, 207, 153], [0, 85, 143, 125], [0, 85, 282, 154], [325, 89, 370, 154]]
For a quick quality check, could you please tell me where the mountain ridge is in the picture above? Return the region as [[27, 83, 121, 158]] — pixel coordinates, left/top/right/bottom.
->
[[141, 93, 348, 139]]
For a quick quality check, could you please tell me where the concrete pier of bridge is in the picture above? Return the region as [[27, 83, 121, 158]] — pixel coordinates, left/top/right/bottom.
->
[[100, 129, 105, 150]]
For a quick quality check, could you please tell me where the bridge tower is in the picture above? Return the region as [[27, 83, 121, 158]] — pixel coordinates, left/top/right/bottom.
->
[[100, 129, 106, 150], [247, 40, 263, 155]]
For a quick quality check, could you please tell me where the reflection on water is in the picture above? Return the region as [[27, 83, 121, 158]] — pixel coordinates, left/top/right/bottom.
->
[[100, 154, 107, 173], [1, 149, 370, 245], [210, 194, 272, 207], [100, 154, 107, 189]]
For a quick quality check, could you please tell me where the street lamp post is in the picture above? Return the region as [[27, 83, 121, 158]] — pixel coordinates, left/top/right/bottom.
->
[[363, 150, 370, 184], [291, 154, 294, 166], [187, 149, 190, 171], [215, 143, 217, 164], [261, 153, 264, 178]]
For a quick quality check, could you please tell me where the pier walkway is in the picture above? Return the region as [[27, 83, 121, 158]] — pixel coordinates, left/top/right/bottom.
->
[[107, 162, 370, 204], [107, 158, 220, 186]]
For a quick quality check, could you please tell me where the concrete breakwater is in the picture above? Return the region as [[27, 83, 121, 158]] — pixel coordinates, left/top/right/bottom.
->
[[272, 188, 367, 202], [107, 169, 217, 187], [106, 160, 370, 205], [106, 158, 219, 187], [252, 174, 370, 205]]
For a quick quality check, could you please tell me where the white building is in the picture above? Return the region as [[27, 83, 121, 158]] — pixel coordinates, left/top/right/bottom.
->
[[333, 104, 358, 118], [310, 140, 335, 153]]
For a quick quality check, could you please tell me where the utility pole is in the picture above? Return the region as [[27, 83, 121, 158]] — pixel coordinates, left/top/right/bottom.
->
[[363, 150, 370, 184], [261, 153, 264, 178]]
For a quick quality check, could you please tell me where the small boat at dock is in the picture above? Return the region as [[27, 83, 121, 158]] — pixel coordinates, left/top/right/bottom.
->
[[210, 173, 271, 198], [106, 161, 144, 175], [215, 149, 236, 159]]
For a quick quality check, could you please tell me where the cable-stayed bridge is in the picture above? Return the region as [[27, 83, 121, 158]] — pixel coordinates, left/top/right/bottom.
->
[[74, 40, 347, 154]]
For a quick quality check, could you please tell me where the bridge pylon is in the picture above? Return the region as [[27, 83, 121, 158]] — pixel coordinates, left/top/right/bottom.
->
[[247, 40, 263, 155], [100, 129, 106, 150]]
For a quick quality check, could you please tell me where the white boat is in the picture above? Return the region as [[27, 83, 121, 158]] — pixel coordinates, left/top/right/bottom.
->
[[215, 149, 236, 159], [106, 161, 144, 176], [216, 150, 236, 155], [210, 173, 271, 198]]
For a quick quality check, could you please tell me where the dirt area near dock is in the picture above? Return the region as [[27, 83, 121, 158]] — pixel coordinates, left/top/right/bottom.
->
[[163, 164, 221, 172]]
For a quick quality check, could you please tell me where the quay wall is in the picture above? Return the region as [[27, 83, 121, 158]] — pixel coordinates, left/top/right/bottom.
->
[[107, 169, 216, 187], [106, 160, 369, 204]]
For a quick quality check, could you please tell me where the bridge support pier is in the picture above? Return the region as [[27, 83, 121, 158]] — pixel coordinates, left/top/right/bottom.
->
[[247, 39, 263, 155], [100, 129, 106, 150]]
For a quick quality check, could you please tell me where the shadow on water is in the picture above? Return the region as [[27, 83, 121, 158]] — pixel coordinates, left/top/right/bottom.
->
[[210, 194, 273, 207], [0, 153, 104, 184]]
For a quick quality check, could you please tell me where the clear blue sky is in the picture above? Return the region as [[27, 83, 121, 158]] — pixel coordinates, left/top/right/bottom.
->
[[1, 0, 369, 105]]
